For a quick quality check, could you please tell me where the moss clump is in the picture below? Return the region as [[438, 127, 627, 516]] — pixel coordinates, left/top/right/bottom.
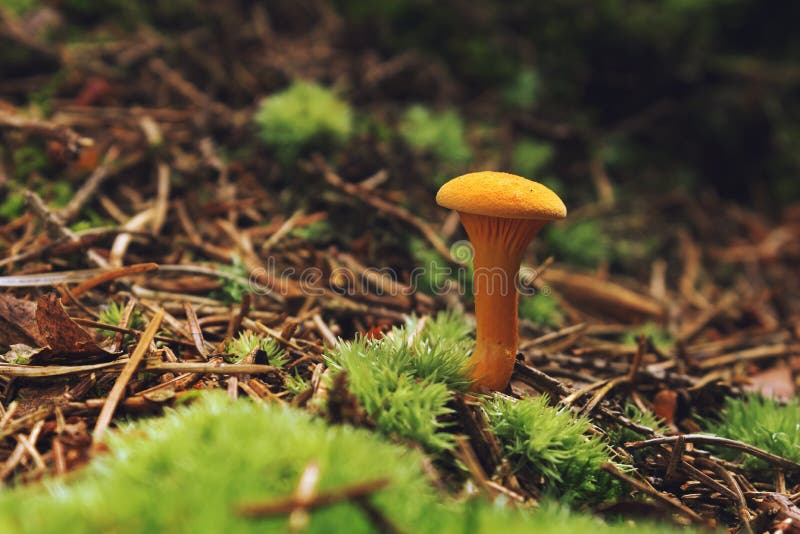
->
[[210, 257, 251, 304], [0, 393, 686, 533], [520, 293, 564, 328], [503, 69, 541, 111], [0, 190, 25, 222], [325, 312, 472, 451], [225, 331, 287, 368], [545, 220, 611, 268], [620, 323, 673, 352], [485, 394, 620, 504], [97, 301, 144, 341], [399, 105, 472, 166], [703, 394, 800, 471], [512, 139, 554, 178], [254, 81, 353, 162], [409, 237, 473, 297]]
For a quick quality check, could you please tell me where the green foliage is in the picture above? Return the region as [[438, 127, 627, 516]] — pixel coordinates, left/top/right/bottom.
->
[[325, 312, 472, 451], [485, 394, 619, 504], [211, 257, 251, 304], [12, 146, 48, 180], [254, 81, 353, 162], [399, 106, 472, 165], [70, 208, 111, 232], [503, 69, 541, 110], [607, 404, 666, 448], [703, 394, 800, 471], [2, 0, 37, 14], [97, 301, 144, 339], [290, 220, 334, 243], [520, 293, 564, 328], [409, 238, 472, 297], [620, 323, 674, 351], [545, 220, 611, 268], [285, 372, 310, 395], [0, 191, 25, 222], [225, 331, 288, 368], [512, 139, 554, 178]]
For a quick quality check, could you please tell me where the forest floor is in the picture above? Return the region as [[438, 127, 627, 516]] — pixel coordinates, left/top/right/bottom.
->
[[1, 2, 800, 533]]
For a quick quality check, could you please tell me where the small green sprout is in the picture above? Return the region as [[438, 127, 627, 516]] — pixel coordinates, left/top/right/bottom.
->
[[289, 220, 334, 243], [703, 394, 800, 470], [254, 81, 353, 162], [211, 257, 251, 304], [225, 331, 287, 368], [399, 105, 471, 165], [97, 302, 144, 339], [485, 394, 621, 504], [285, 372, 310, 395], [620, 323, 673, 351]]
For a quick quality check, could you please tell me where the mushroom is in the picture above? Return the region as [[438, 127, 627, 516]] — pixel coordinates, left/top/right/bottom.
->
[[436, 171, 566, 391]]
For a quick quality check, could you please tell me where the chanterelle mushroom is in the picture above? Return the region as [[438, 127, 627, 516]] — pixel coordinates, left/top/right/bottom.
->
[[436, 171, 567, 391]]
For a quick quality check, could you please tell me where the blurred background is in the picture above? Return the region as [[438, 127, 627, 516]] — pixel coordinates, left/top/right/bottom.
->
[[2, 0, 799, 325]]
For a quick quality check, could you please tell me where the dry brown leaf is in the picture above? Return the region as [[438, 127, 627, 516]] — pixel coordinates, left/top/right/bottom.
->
[[29, 294, 114, 365]]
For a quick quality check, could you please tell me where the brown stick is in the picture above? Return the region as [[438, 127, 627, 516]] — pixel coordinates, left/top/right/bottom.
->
[[626, 434, 800, 472], [92, 309, 164, 445], [237, 478, 390, 518]]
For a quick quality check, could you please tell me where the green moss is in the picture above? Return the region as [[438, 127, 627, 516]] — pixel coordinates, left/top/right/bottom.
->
[[290, 220, 334, 243], [97, 301, 144, 341], [503, 69, 541, 111], [0, 393, 686, 533], [544, 220, 611, 268], [0, 191, 25, 222], [512, 139, 554, 178], [325, 313, 472, 452], [225, 331, 287, 368], [210, 257, 251, 304], [12, 145, 49, 180], [2, 0, 38, 15], [70, 208, 111, 232], [607, 404, 665, 449], [520, 293, 564, 328], [254, 81, 353, 163], [409, 237, 472, 297], [620, 323, 673, 351], [703, 394, 800, 471], [399, 106, 472, 166], [485, 394, 621, 504]]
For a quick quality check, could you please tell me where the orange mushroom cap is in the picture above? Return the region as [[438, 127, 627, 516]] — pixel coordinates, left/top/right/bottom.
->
[[436, 171, 566, 221]]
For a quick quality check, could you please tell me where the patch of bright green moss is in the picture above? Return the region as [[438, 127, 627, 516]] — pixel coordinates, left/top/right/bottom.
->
[[399, 105, 472, 166], [703, 394, 800, 471], [544, 220, 611, 268], [620, 323, 673, 351], [486, 394, 622, 505], [325, 313, 472, 452], [0, 393, 687, 533], [503, 69, 541, 111], [254, 81, 353, 163], [520, 293, 564, 328]]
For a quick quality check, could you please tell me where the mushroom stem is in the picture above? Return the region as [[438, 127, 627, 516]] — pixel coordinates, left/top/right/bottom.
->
[[459, 213, 545, 391]]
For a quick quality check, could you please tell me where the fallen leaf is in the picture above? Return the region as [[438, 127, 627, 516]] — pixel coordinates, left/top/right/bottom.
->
[[29, 293, 114, 365], [652, 389, 678, 424], [0, 294, 44, 347], [744, 362, 795, 401]]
